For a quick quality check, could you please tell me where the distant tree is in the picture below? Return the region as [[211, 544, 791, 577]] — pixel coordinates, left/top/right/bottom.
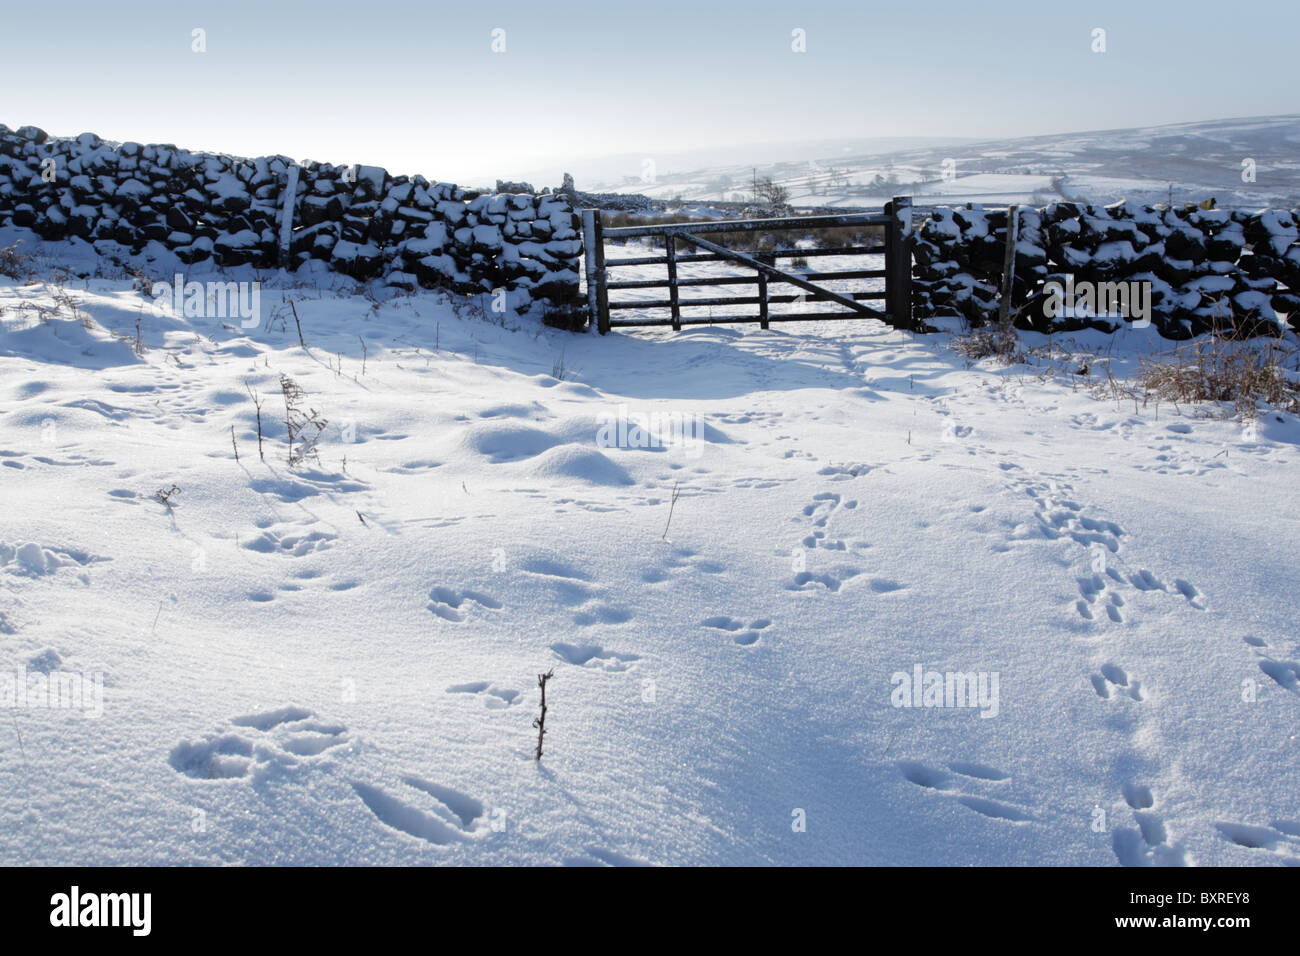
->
[[752, 176, 790, 215]]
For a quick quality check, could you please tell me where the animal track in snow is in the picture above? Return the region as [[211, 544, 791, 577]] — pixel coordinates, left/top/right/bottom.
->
[[28, 450, 117, 467], [948, 761, 1011, 782], [1240, 636, 1300, 696], [1112, 786, 1188, 867], [801, 528, 849, 551], [572, 603, 634, 627], [817, 462, 877, 480], [231, 705, 316, 730], [169, 706, 349, 780], [170, 709, 488, 849], [640, 546, 727, 587], [1257, 658, 1300, 695], [519, 554, 635, 627], [563, 846, 654, 867], [1122, 783, 1154, 809], [800, 492, 854, 530], [447, 681, 521, 709], [550, 642, 639, 672], [1090, 663, 1145, 701], [701, 616, 772, 646], [519, 557, 593, 582], [242, 524, 338, 557], [792, 486, 872, 556], [352, 776, 486, 846], [787, 566, 863, 593], [1213, 821, 1300, 863], [898, 761, 1034, 823], [1172, 579, 1206, 610], [1006, 476, 1206, 624], [381, 459, 442, 474], [427, 586, 504, 622], [1076, 573, 1127, 622], [662, 546, 726, 575], [1128, 569, 1165, 592]]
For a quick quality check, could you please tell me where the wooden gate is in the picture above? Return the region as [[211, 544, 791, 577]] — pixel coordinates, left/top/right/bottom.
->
[[580, 197, 913, 334]]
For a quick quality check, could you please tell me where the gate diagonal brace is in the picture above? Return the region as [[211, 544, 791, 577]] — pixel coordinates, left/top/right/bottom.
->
[[673, 232, 885, 320]]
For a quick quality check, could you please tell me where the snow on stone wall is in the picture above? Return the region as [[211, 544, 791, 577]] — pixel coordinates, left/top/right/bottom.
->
[[0, 125, 584, 320], [913, 200, 1300, 339]]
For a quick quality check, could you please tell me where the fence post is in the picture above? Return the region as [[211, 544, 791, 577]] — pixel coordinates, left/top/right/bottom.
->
[[593, 215, 610, 333], [886, 196, 913, 330], [581, 209, 610, 333], [278, 164, 300, 269], [665, 233, 681, 332], [998, 204, 1019, 331]]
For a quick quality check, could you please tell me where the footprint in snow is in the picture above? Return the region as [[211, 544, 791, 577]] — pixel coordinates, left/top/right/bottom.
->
[[352, 776, 487, 847], [427, 586, 503, 622], [1090, 663, 1144, 702], [168, 705, 349, 780], [1213, 821, 1300, 863], [701, 616, 772, 646], [550, 642, 639, 671], [898, 761, 1034, 823], [1112, 786, 1188, 867], [446, 681, 521, 709]]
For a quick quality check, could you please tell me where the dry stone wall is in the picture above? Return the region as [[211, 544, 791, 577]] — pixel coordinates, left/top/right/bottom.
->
[[0, 125, 584, 321], [913, 200, 1300, 338]]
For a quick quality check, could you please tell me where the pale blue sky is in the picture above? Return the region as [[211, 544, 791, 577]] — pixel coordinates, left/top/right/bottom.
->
[[3, 0, 1295, 184]]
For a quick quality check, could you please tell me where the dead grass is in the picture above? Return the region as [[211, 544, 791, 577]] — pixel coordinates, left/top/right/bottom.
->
[[1137, 334, 1300, 418], [951, 327, 1025, 365], [0, 242, 33, 280]]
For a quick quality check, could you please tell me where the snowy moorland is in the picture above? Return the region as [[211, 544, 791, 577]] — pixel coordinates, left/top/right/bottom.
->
[[589, 114, 1300, 211], [2, 233, 1299, 866]]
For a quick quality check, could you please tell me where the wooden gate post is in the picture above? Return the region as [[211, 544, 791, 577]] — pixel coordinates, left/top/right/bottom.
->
[[665, 233, 681, 331], [278, 163, 300, 269], [998, 205, 1019, 331], [886, 196, 914, 330], [581, 209, 611, 334]]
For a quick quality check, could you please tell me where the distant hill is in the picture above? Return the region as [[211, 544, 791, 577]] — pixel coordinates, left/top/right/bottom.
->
[[573, 115, 1300, 210]]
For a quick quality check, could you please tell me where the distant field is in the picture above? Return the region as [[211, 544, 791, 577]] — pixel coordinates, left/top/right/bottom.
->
[[590, 114, 1300, 210]]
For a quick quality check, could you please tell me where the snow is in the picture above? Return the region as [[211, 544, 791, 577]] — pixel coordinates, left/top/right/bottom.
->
[[584, 115, 1300, 212], [1, 232, 1299, 866]]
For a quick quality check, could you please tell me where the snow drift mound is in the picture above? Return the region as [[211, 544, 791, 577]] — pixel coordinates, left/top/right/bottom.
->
[[457, 422, 563, 463], [524, 443, 634, 486]]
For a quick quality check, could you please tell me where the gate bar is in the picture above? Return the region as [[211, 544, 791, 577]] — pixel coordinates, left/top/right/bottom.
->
[[606, 290, 887, 311], [606, 245, 886, 267], [608, 311, 883, 328], [608, 269, 886, 290], [603, 212, 889, 239], [673, 231, 882, 319]]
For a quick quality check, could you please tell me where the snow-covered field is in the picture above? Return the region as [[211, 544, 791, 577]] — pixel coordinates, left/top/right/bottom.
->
[[2, 233, 1299, 866], [591, 115, 1300, 211]]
